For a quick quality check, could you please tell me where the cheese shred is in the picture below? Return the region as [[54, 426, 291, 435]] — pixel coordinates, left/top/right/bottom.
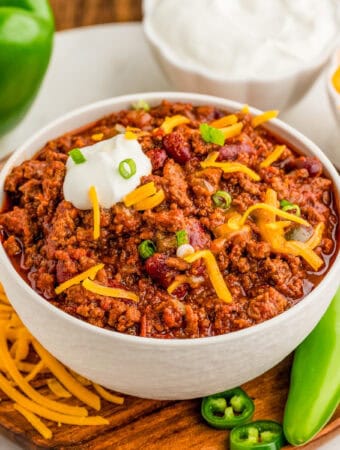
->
[[89, 185, 101, 240], [55, 263, 104, 295], [184, 250, 232, 303], [252, 110, 279, 128], [82, 278, 139, 302], [259, 145, 286, 168], [123, 182, 156, 207], [14, 404, 53, 440], [161, 115, 190, 134], [201, 151, 260, 181]]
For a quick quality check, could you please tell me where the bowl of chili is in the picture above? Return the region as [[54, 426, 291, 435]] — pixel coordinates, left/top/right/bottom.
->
[[0, 92, 339, 400]]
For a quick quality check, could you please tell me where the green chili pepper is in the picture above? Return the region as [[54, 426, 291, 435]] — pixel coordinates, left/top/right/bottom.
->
[[283, 289, 340, 446], [280, 199, 301, 216], [201, 387, 254, 430], [138, 240, 156, 259], [230, 420, 284, 450], [0, 0, 54, 136]]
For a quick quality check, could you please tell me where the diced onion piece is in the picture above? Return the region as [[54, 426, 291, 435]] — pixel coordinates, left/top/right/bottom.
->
[[32, 340, 101, 411], [0, 332, 88, 417], [176, 244, 195, 258], [47, 378, 72, 398], [285, 241, 324, 271], [89, 185, 100, 240], [55, 263, 104, 295], [239, 203, 309, 228], [210, 114, 238, 128], [220, 122, 243, 139], [252, 110, 279, 128], [82, 278, 139, 302], [161, 115, 190, 134], [201, 152, 260, 181], [123, 182, 156, 207], [14, 404, 52, 440], [134, 188, 165, 211], [306, 223, 325, 249], [91, 133, 104, 142], [93, 384, 125, 405], [259, 145, 286, 168], [184, 250, 232, 303]]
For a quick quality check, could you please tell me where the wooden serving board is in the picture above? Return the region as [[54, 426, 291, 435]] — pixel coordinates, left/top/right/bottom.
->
[[0, 355, 339, 450]]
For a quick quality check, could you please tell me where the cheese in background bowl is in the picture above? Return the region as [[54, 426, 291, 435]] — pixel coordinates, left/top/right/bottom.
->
[[328, 48, 340, 123], [143, 0, 340, 110]]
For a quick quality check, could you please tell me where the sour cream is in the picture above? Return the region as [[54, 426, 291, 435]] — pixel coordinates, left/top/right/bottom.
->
[[147, 0, 340, 78], [63, 134, 152, 210]]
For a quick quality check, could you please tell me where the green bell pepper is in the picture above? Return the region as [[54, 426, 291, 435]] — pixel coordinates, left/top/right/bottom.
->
[[0, 0, 54, 136], [283, 289, 340, 445], [201, 387, 255, 430], [230, 420, 285, 450]]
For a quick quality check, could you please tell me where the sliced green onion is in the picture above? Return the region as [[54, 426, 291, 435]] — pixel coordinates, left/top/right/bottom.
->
[[69, 148, 86, 164], [132, 100, 150, 111], [200, 123, 225, 146], [176, 230, 189, 246], [280, 199, 301, 216], [212, 190, 232, 209], [118, 159, 137, 179], [138, 240, 156, 259]]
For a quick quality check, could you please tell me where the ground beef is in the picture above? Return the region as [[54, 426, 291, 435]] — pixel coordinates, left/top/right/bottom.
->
[[0, 100, 338, 338]]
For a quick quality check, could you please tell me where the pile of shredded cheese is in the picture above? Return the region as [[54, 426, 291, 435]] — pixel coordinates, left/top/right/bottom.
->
[[0, 283, 124, 440]]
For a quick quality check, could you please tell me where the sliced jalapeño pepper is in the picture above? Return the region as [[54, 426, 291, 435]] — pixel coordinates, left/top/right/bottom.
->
[[201, 387, 254, 429], [230, 420, 284, 450]]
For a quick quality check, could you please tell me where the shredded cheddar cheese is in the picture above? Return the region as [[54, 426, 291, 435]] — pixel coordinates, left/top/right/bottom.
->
[[285, 241, 324, 271], [14, 404, 53, 440], [161, 115, 190, 134], [201, 151, 260, 181], [125, 130, 138, 140], [123, 182, 156, 207], [134, 188, 165, 211], [184, 250, 232, 303], [210, 114, 238, 128], [259, 145, 286, 168], [220, 122, 243, 139], [47, 378, 72, 398], [241, 104, 250, 113], [91, 133, 104, 142], [306, 223, 325, 249], [82, 278, 139, 302], [55, 263, 104, 295], [252, 110, 279, 128], [89, 185, 100, 240], [167, 275, 202, 295], [238, 203, 310, 228], [93, 384, 125, 405]]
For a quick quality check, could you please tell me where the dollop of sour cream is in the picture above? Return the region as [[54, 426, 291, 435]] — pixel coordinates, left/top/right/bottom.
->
[[147, 0, 340, 78], [63, 134, 152, 210]]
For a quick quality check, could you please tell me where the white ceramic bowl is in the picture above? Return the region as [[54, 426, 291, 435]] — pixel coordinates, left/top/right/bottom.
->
[[0, 92, 339, 400], [143, 0, 336, 111], [327, 48, 340, 123]]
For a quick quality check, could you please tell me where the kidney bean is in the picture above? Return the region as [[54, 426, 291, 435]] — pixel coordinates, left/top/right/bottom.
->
[[56, 260, 71, 284], [285, 156, 322, 177], [217, 143, 255, 161], [186, 220, 210, 249], [162, 132, 191, 164], [172, 284, 189, 299], [146, 148, 167, 170], [145, 253, 175, 288]]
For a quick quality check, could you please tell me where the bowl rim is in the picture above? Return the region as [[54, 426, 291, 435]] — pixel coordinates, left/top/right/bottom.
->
[[143, 1, 337, 83], [0, 91, 339, 348]]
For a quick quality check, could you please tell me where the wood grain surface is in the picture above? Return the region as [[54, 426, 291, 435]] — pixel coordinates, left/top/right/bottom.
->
[[50, 0, 142, 31], [0, 355, 339, 449]]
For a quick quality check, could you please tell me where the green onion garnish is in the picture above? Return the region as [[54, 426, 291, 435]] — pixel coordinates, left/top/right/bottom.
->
[[200, 123, 225, 146], [118, 158, 137, 179], [132, 100, 150, 111], [212, 190, 232, 209], [69, 148, 86, 164], [280, 199, 301, 216], [138, 240, 156, 259], [176, 230, 189, 246]]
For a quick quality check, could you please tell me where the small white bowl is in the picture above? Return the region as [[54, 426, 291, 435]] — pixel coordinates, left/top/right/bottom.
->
[[0, 92, 339, 400], [143, 0, 336, 111], [327, 48, 340, 123]]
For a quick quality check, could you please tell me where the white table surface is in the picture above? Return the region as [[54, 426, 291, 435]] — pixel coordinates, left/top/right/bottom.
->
[[0, 23, 338, 449]]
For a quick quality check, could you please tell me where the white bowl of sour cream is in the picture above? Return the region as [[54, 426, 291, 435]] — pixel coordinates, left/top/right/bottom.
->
[[143, 0, 340, 111]]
